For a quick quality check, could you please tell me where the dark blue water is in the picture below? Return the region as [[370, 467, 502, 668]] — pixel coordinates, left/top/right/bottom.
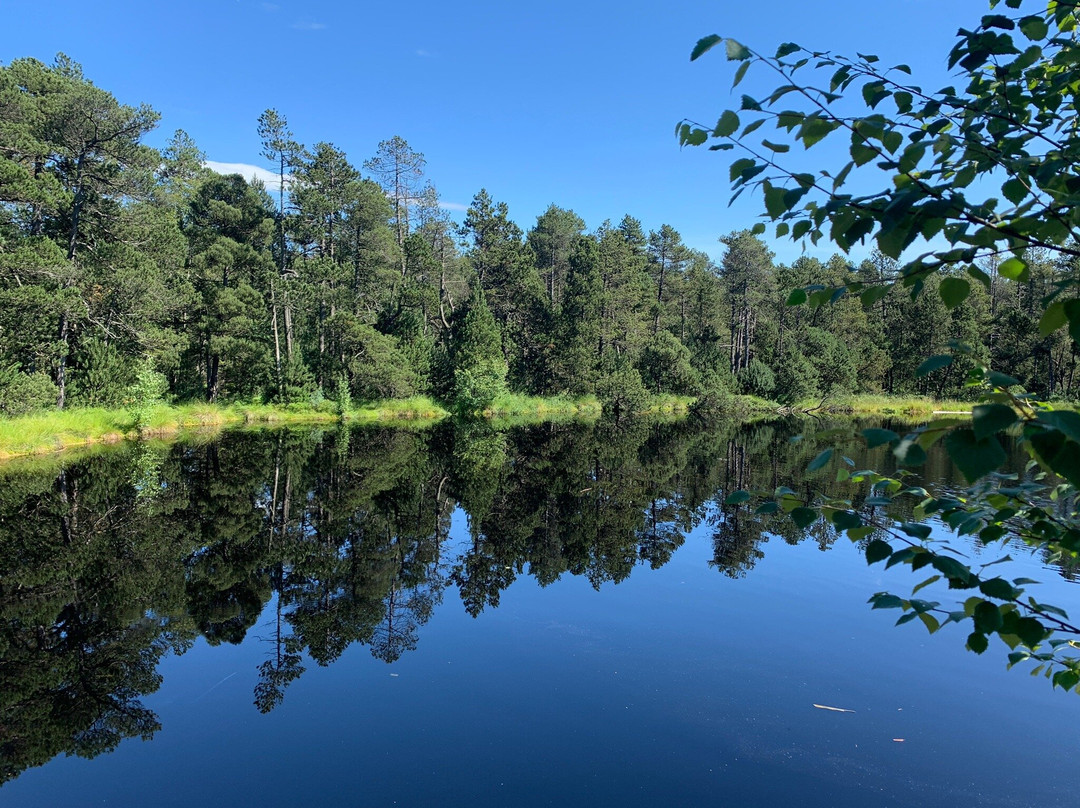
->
[[0, 419, 1076, 807]]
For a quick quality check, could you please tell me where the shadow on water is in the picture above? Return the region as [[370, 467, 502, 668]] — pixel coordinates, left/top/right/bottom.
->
[[0, 414, 1043, 783]]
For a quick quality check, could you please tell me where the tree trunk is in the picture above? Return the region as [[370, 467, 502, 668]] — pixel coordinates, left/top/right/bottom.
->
[[729, 296, 738, 374], [56, 311, 69, 409], [654, 260, 667, 334], [271, 276, 283, 399], [284, 285, 295, 359], [207, 354, 220, 402]]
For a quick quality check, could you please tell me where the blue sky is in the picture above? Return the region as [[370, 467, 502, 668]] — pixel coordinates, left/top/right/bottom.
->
[[1, 0, 983, 262]]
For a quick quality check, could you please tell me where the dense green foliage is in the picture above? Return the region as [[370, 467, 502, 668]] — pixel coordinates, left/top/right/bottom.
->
[[1, 54, 1072, 423], [683, 0, 1080, 690]]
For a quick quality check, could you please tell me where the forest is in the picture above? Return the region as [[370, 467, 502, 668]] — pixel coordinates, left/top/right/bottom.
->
[[0, 54, 1074, 421]]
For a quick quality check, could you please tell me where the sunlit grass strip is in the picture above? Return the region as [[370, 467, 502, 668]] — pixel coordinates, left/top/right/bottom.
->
[[797, 395, 975, 417], [481, 394, 602, 420], [735, 395, 781, 412], [0, 399, 450, 461], [641, 394, 696, 414], [347, 396, 450, 422], [0, 407, 132, 460]]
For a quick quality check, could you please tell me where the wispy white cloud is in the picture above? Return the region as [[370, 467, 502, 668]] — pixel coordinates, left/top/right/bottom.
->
[[415, 49, 437, 58], [204, 160, 290, 192], [292, 21, 326, 30], [205, 162, 461, 210], [260, 2, 279, 11]]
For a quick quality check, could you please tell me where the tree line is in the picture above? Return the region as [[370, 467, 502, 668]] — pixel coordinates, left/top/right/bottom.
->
[[1, 54, 1073, 418]]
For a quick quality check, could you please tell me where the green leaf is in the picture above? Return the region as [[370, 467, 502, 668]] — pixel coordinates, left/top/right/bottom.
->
[[1030, 431, 1080, 487], [974, 601, 1004, 633], [984, 574, 1015, 600], [714, 110, 740, 138], [832, 510, 862, 530], [1007, 651, 1030, 668], [1066, 299, 1080, 345], [1053, 670, 1080, 691], [944, 428, 1007, 482], [913, 574, 941, 595], [1015, 617, 1047, 648], [679, 126, 708, 146], [860, 285, 890, 307], [1039, 300, 1067, 336], [894, 438, 927, 466], [761, 139, 790, 153], [691, 34, 722, 60], [851, 142, 877, 166], [1038, 410, 1080, 442], [786, 288, 807, 306], [1001, 177, 1028, 205], [967, 631, 989, 654], [862, 427, 899, 448], [986, 371, 1020, 388], [932, 555, 975, 586], [807, 448, 832, 471], [733, 60, 751, 87], [791, 507, 818, 528], [725, 39, 751, 60], [729, 157, 756, 182], [1019, 15, 1048, 40], [866, 539, 892, 564], [724, 490, 750, 505], [870, 593, 904, 610], [887, 548, 919, 568], [918, 612, 941, 634], [800, 118, 836, 148], [916, 355, 952, 377], [899, 522, 932, 540], [939, 276, 971, 309], [971, 403, 1018, 440], [998, 257, 1029, 282], [967, 264, 993, 291], [764, 185, 787, 218]]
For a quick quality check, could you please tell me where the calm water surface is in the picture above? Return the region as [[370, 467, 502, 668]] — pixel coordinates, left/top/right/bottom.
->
[[0, 418, 1077, 807]]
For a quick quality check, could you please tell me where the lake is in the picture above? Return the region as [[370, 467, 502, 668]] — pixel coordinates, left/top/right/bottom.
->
[[1, 417, 1077, 807]]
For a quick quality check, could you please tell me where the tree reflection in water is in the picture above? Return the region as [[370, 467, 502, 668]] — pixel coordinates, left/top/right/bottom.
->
[[0, 415, 1015, 782]]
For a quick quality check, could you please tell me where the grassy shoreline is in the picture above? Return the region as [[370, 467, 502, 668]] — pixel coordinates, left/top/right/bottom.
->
[[0, 393, 974, 462], [787, 395, 974, 417], [0, 399, 450, 461]]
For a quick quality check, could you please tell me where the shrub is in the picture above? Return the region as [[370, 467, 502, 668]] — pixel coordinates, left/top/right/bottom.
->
[[0, 366, 58, 416], [737, 358, 775, 398]]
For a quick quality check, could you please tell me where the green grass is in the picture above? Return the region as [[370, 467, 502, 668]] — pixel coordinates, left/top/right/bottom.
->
[[641, 394, 696, 414], [793, 394, 975, 417], [0, 399, 446, 461], [0, 407, 133, 459], [481, 394, 602, 420], [0, 393, 990, 462], [0, 391, 990, 464], [0, 395, 611, 461], [348, 396, 450, 423]]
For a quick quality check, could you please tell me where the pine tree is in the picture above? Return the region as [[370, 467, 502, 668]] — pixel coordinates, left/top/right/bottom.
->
[[451, 285, 508, 413]]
